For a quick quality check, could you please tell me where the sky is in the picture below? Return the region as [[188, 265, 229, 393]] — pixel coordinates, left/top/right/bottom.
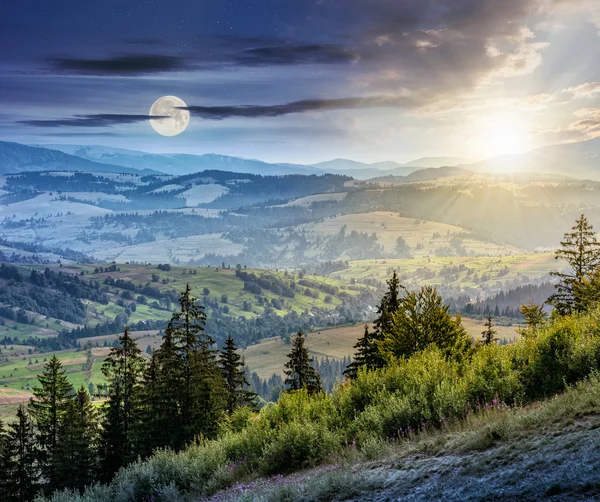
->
[[1, 0, 600, 164]]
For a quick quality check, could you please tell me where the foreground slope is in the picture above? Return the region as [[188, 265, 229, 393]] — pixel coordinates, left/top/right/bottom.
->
[[209, 377, 600, 501]]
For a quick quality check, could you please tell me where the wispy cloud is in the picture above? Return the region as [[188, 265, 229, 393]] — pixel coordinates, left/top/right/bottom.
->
[[19, 114, 164, 128], [180, 95, 415, 119]]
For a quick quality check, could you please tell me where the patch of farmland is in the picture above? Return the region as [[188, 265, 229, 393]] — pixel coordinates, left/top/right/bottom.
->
[[66, 192, 130, 202], [149, 184, 185, 193], [277, 192, 347, 207], [92, 233, 243, 263], [0, 193, 112, 219], [181, 184, 228, 206]]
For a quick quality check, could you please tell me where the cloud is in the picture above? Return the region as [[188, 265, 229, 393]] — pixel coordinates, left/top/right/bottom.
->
[[48, 55, 186, 75], [538, 108, 600, 143], [180, 95, 416, 119], [19, 114, 163, 128], [233, 44, 361, 66]]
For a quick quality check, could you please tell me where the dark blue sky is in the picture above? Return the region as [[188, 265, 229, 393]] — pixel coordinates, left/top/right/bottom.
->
[[1, 0, 599, 163]]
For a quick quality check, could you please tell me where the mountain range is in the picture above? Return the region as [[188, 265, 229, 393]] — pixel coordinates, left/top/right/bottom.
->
[[0, 138, 598, 180], [0, 142, 160, 176]]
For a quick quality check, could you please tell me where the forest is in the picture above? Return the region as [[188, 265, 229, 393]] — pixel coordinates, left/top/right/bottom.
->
[[1, 214, 600, 501]]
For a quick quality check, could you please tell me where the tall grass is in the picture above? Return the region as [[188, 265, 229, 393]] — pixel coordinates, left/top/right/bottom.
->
[[48, 307, 600, 501]]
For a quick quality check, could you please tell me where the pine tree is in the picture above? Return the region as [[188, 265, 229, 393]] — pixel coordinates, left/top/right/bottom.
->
[[55, 386, 99, 492], [143, 328, 182, 453], [549, 214, 600, 315], [218, 335, 257, 413], [28, 354, 73, 490], [480, 315, 498, 345], [344, 325, 380, 379], [284, 331, 321, 394], [168, 284, 226, 446], [99, 326, 146, 480], [347, 271, 404, 375], [0, 405, 41, 502]]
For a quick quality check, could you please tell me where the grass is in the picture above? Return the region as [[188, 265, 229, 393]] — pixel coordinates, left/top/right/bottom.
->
[[0, 348, 109, 399]]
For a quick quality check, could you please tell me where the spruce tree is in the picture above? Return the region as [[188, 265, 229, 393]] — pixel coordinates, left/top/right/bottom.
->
[[55, 386, 99, 492], [480, 315, 498, 345], [348, 271, 404, 375], [0, 405, 41, 502], [146, 285, 226, 450], [344, 325, 379, 379], [143, 329, 182, 453], [99, 326, 146, 480], [28, 354, 73, 490], [549, 214, 600, 315], [284, 331, 321, 394], [218, 335, 257, 413]]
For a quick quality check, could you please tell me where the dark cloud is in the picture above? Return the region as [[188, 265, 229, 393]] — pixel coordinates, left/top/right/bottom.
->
[[20, 114, 163, 128], [234, 44, 361, 66], [48, 55, 186, 75], [181, 95, 415, 119]]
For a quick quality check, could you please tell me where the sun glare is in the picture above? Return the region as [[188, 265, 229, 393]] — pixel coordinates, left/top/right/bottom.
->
[[470, 113, 533, 159]]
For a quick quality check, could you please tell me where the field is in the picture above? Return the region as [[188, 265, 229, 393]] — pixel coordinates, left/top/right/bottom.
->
[[301, 212, 522, 256], [335, 253, 556, 292], [91, 233, 243, 263]]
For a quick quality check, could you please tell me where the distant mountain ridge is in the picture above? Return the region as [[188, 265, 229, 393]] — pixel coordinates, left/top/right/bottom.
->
[[46, 145, 321, 177], [0, 142, 159, 175], [14, 136, 600, 181], [464, 137, 600, 180]]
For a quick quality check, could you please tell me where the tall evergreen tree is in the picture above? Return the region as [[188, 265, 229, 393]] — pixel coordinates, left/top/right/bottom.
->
[[0, 405, 41, 502], [218, 335, 257, 413], [347, 271, 404, 375], [28, 354, 73, 490], [284, 331, 321, 394], [142, 329, 182, 453], [344, 325, 380, 379], [169, 284, 226, 446], [99, 326, 146, 480], [549, 214, 600, 315], [480, 315, 498, 345], [55, 386, 99, 493]]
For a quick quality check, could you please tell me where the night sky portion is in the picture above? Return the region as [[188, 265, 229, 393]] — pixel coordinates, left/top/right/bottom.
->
[[1, 0, 600, 163]]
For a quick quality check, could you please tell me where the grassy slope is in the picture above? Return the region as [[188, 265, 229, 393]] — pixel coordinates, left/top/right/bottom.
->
[[300, 212, 522, 256], [208, 375, 600, 501]]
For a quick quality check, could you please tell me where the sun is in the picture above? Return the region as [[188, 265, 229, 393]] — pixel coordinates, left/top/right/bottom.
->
[[469, 112, 533, 159]]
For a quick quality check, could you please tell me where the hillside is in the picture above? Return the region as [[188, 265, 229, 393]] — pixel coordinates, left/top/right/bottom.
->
[[207, 376, 600, 501]]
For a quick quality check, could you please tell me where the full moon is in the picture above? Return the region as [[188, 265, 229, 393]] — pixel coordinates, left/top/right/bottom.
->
[[149, 96, 190, 136]]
